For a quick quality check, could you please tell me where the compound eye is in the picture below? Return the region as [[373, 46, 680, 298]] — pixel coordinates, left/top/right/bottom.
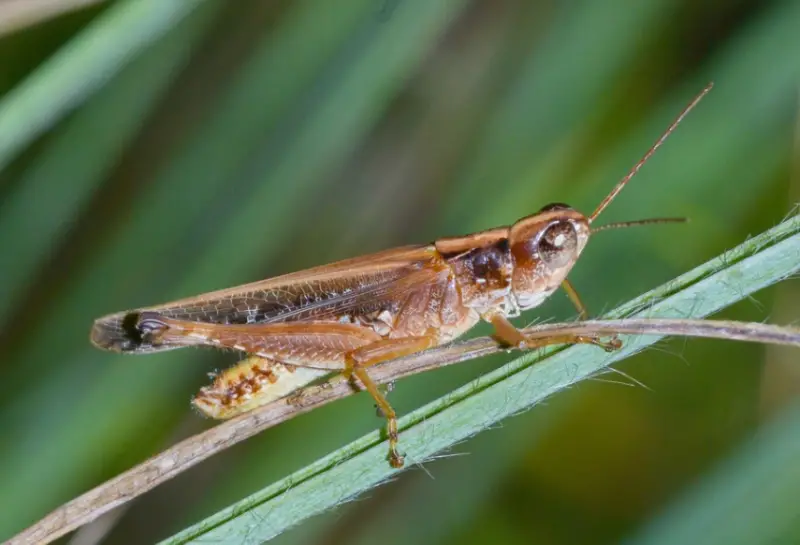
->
[[537, 221, 577, 268], [538, 202, 572, 213]]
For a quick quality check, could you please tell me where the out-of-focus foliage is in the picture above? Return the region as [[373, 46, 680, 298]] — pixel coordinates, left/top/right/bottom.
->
[[0, 1, 797, 544]]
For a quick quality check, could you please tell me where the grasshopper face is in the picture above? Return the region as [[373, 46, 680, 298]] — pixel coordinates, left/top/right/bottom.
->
[[509, 204, 590, 311]]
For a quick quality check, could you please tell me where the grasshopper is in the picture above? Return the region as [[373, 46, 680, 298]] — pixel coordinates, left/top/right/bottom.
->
[[91, 84, 712, 468]]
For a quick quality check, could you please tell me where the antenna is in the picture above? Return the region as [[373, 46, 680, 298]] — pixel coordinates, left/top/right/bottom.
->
[[590, 217, 688, 233], [588, 82, 713, 224]]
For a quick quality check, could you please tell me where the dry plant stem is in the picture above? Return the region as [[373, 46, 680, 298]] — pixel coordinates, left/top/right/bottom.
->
[[10, 317, 800, 545]]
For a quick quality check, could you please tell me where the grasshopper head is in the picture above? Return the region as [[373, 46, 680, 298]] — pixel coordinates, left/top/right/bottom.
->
[[508, 204, 590, 311]]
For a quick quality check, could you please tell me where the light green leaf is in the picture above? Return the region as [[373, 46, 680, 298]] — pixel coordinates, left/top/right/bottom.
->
[[0, 0, 203, 172]]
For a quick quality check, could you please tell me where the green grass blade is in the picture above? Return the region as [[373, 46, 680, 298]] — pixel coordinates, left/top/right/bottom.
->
[[162, 214, 799, 544], [0, 0, 106, 37], [0, 4, 222, 536], [440, 0, 677, 229], [0, 2, 217, 328], [0, 0, 202, 173], [0, 0, 470, 537]]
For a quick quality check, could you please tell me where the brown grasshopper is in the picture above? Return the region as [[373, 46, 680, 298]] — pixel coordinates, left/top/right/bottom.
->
[[91, 84, 712, 468]]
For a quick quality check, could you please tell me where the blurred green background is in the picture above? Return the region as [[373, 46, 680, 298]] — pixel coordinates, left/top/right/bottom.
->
[[1, 0, 798, 544]]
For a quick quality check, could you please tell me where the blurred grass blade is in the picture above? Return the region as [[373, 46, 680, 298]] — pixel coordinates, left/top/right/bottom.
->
[[441, 0, 675, 228], [0, 0, 470, 538], [163, 214, 799, 544], [0, 2, 223, 537], [0, 0, 202, 173], [624, 401, 800, 545], [0, 1, 218, 328], [0, 0, 107, 37]]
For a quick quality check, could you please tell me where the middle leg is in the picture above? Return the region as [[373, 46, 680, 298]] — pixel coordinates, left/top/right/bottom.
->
[[561, 278, 589, 320], [560, 279, 621, 348]]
